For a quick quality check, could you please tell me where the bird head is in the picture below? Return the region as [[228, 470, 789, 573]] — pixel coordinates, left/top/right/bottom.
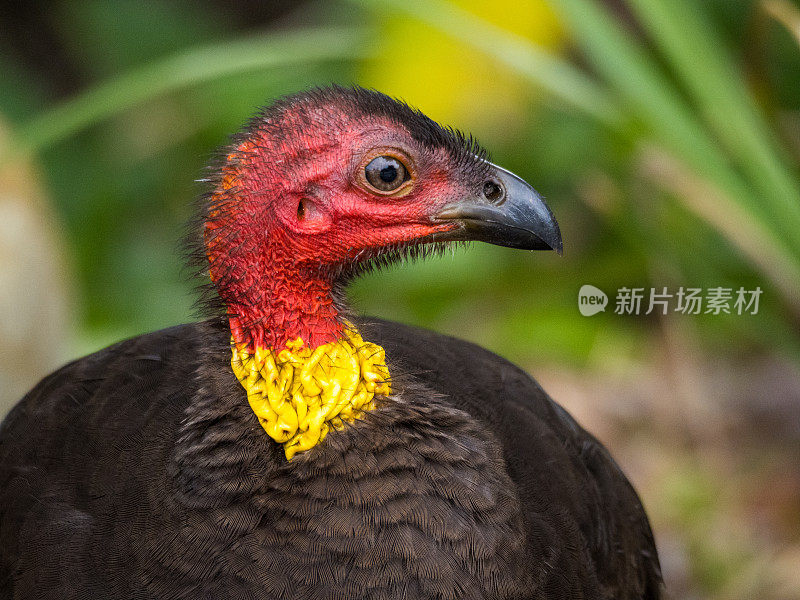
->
[[202, 86, 561, 350], [199, 86, 562, 458]]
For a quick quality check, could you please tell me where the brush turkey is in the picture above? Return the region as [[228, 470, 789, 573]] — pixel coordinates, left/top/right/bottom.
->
[[0, 86, 662, 599]]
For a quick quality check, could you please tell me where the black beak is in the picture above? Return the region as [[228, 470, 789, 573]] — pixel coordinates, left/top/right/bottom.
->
[[433, 163, 563, 254]]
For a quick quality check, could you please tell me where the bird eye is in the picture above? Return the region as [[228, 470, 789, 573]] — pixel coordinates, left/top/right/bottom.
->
[[364, 155, 409, 193]]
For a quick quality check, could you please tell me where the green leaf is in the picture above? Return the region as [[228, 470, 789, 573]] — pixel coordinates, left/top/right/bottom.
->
[[627, 0, 800, 248]]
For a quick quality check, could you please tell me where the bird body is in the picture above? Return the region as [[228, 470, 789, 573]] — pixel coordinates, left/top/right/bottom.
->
[[0, 87, 662, 599]]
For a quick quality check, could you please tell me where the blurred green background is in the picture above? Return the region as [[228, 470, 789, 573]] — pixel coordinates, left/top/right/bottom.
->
[[2, 0, 799, 597]]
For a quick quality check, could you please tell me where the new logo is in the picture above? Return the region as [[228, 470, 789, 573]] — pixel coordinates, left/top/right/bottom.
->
[[578, 284, 608, 316]]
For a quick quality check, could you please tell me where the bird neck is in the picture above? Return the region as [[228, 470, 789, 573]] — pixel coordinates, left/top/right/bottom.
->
[[222, 256, 392, 460], [226, 267, 343, 352]]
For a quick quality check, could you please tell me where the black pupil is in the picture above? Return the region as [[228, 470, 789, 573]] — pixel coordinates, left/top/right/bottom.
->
[[380, 165, 397, 183]]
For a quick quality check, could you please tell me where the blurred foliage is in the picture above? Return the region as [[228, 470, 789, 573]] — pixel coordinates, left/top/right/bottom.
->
[[3, 0, 799, 367], [2, 1, 800, 598]]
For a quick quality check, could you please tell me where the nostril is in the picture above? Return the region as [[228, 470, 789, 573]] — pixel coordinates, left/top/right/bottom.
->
[[483, 180, 505, 204]]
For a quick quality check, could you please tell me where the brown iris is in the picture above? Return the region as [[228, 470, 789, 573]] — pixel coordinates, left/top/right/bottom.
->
[[364, 155, 409, 192]]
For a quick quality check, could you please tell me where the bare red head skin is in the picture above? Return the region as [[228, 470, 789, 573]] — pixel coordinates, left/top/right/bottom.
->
[[202, 87, 560, 351]]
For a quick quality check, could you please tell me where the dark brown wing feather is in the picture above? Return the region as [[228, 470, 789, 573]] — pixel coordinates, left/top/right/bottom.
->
[[360, 317, 663, 599]]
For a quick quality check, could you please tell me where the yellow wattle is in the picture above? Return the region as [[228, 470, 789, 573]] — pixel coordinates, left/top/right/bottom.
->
[[230, 326, 391, 459]]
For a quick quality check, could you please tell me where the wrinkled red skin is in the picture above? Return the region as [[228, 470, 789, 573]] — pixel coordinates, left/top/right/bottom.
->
[[205, 106, 468, 351]]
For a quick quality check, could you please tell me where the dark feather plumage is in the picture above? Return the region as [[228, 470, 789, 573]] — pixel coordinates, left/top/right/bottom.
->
[[1, 318, 661, 599]]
